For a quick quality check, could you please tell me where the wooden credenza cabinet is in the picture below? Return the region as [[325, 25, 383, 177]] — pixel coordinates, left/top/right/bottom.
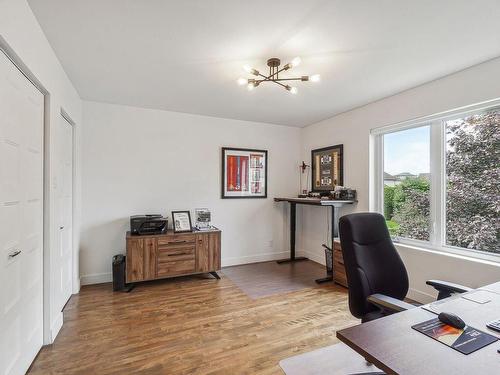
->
[[333, 239, 348, 288], [126, 229, 221, 283]]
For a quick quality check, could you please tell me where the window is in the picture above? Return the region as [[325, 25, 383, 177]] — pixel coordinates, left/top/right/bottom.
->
[[383, 126, 431, 241], [445, 110, 499, 254], [372, 101, 500, 260]]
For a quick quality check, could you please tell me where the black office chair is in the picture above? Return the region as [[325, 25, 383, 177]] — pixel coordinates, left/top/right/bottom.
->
[[339, 212, 471, 323]]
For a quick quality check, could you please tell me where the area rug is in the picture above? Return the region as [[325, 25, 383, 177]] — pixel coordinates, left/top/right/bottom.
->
[[222, 260, 329, 299], [279, 342, 383, 375]]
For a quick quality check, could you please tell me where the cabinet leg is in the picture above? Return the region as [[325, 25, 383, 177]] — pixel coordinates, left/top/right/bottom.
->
[[122, 283, 135, 292], [210, 271, 221, 280]]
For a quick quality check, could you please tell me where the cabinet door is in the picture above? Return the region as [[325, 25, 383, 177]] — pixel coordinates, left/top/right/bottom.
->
[[208, 232, 221, 271], [195, 234, 209, 272], [196, 232, 221, 272], [126, 238, 144, 282], [144, 237, 157, 280]]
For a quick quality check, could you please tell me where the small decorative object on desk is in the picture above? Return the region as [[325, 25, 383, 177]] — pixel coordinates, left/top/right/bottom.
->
[[171, 211, 192, 233], [333, 186, 357, 200], [308, 192, 321, 198], [298, 161, 311, 197], [195, 208, 213, 231]]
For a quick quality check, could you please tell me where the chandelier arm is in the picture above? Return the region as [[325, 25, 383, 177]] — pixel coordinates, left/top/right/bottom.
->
[[271, 66, 289, 79], [255, 64, 296, 83], [254, 77, 303, 83], [272, 78, 303, 82], [257, 72, 275, 83], [270, 80, 290, 90]]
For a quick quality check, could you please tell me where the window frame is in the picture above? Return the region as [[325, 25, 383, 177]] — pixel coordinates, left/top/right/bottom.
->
[[371, 98, 500, 263]]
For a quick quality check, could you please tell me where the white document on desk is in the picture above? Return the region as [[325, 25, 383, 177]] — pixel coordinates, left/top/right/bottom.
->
[[461, 290, 493, 304], [422, 290, 495, 314], [422, 295, 460, 314]]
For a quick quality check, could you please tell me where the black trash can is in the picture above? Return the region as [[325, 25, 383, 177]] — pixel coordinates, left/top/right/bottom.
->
[[323, 245, 333, 275], [112, 254, 126, 291], [315, 244, 334, 284]]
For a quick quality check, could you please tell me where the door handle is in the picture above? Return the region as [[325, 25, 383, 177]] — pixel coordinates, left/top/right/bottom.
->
[[9, 250, 21, 258], [59, 226, 64, 230]]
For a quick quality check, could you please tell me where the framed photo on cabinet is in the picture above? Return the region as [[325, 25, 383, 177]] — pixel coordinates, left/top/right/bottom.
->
[[221, 147, 268, 198], [172, 211, 193, 233], [311, 144, 343, 192]]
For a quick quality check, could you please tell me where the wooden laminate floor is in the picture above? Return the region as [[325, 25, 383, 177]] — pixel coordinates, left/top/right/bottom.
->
[[222, 260, 329, 299], [28, 262, 357, 375]]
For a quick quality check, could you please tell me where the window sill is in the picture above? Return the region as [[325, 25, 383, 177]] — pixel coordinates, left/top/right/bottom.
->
[[394, 241, 500, 267]]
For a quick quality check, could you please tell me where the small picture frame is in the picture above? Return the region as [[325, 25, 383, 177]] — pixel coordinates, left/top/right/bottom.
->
[[171, 211, 193, 233]]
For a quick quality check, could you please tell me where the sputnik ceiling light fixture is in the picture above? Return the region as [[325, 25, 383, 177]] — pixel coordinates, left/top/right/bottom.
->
[[237, 57, 320, 94]]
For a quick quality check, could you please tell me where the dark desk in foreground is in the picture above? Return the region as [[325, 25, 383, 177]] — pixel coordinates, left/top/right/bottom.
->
[[337, 282, 500, 374]]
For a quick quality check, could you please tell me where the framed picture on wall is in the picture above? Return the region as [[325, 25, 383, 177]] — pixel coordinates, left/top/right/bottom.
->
[[221, 147, 268, 199], [172, 211, 193, 233], [311, 144, 343, 192]]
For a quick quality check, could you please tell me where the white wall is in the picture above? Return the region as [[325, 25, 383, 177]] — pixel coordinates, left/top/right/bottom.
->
[[80, 101, 300, 284], [0, 0, 82, 343], [299, 57, 500, 303]]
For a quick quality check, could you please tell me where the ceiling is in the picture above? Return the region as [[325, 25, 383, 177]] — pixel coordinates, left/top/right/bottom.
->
[[28, 0, 500, 127]]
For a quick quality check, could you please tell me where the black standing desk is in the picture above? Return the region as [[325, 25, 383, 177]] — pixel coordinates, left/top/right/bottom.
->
[[274, 197, 356, 266]]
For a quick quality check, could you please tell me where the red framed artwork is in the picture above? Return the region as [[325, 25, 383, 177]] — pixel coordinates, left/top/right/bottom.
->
[[221, 147, 267, 198]]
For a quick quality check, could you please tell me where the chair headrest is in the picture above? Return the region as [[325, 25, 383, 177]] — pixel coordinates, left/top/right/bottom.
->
[[339, 212, 390, 245]]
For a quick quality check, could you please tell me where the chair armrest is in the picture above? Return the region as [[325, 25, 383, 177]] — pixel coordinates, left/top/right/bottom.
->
[[426, 280, 472, 300], [367, 293, 416, 314]]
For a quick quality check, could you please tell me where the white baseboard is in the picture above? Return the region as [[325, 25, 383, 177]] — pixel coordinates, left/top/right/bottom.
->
[[50, 312, 64, 343], [73, 277, 81, 294], [298, 249, 325, 266], [221, 251, 290, 267], [80, 272, 112, 285], [80, 251, 319, 285]]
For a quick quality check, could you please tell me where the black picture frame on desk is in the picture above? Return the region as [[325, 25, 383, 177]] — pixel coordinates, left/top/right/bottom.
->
[[221, 147, 268, 199], [311, 144, 343, 192], [171, 211, 193, 233]]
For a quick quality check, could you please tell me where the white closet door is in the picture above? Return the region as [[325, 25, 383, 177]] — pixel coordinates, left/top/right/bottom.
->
[[0, 52, 44, 375], [55, 115, 73, 311]]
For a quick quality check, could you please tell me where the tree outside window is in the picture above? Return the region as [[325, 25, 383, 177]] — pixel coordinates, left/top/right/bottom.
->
[[445, 110, 499, 253], [383, 126, 430, 241]]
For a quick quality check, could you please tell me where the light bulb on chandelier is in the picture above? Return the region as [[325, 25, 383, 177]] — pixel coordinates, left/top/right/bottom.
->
[[237, 77, 247, 86]]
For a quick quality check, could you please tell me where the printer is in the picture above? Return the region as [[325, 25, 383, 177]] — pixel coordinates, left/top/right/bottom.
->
[[130, 214, 168, 235]]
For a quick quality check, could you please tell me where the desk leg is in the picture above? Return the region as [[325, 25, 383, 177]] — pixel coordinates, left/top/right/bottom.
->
[[277, 202, 308, 264], [315, 206, 338, 283], [332, 206, 339, 238]]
